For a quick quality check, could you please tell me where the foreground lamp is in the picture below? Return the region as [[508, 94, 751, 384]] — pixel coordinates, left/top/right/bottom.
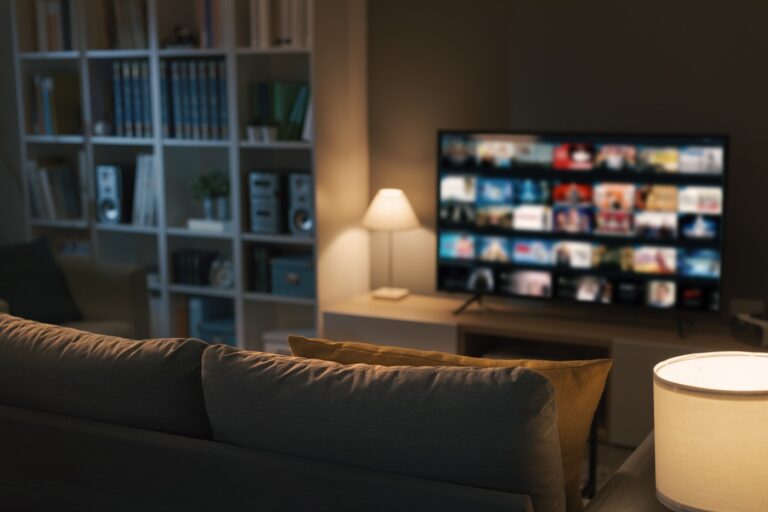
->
[[362, 188, 419, 300], [653, 352, 768, 511]]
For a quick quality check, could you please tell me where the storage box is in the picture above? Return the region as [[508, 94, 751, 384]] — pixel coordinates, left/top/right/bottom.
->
[[270, 256, 315, 298], [198, 317, 236, 346]]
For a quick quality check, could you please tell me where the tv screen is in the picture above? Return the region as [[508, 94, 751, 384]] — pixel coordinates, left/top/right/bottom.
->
[[437, 132, 727, 312]]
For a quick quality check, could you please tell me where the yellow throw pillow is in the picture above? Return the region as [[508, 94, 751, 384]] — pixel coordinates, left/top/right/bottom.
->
[[289, 335, 612, 512]]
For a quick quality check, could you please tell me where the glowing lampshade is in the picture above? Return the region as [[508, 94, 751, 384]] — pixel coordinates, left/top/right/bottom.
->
[[653, 352, 768, 511]]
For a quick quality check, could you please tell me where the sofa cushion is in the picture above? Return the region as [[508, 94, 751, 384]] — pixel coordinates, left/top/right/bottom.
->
[[0, 315, 211, 438], [289, 335, 612, 512], [0, 239, 82, 324], [202, 345, 566, 512]]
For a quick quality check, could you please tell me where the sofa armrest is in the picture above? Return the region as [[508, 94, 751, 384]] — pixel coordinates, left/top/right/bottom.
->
[[585, 433, 669, 511], [57, 256, 149, 339], [0, 299, 8, 314]]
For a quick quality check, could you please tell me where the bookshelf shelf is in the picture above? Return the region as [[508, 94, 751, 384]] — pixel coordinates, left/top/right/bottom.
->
[[163, 139, 230, 148], [19, 51, 79, 61], [29, 218, 90, 229], [243, 291, 316, 306], [169, 284, 236, 299], [166, 227, 234, 240], [86, 50, 151, 59], [96, 223, 158, 235], [242, 233, 314, 245], [25, 135, 85, 145], [239, 140, 312, 150], [91, 136, 155, 146]]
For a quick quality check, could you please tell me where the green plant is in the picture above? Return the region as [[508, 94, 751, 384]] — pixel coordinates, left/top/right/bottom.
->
[[191, 169, 229, 200]]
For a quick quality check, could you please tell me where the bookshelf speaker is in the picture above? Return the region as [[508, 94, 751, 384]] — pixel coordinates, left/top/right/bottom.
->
[[248, 172, 281, 233], [96, 165, 133, 224], [289, 173, 314, 236]]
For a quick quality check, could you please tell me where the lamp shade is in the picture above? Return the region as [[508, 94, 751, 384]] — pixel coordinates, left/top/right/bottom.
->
[[362, 188, 420, 231], [653, 352, 768, 511]]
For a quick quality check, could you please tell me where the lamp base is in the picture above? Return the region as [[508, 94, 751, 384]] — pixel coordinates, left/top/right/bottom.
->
[[371, 287, 410, 300]]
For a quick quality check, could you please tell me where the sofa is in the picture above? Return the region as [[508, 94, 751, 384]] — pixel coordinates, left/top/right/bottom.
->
[[0, 238, 149, 339], [0, 314, 615, 512]]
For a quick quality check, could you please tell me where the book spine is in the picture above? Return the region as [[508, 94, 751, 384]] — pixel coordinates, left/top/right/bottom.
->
[[218, 60, 228, 138], [112, 61, 124, 136], [122, 61, 133, 137], [198, 61, 209, 139], [171, 61, 182, 138], [131, 60, 143, 137], [207, 60, 219, 139], [160, 60, 169, 138], [141, 61, 151, 137], [189, 61, 200, 139]]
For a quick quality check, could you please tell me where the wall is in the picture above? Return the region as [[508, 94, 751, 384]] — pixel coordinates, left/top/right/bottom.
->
[[367, 0, 513, 294], [368, 0, 768, 305], [0, 0, 24, 245]]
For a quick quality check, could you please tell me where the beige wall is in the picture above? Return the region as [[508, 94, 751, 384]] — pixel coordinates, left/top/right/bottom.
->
[[368, 0, 768, 305], [367, 0, 513, 294]]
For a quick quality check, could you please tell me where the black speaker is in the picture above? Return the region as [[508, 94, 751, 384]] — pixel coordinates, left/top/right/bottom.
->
[[289, 173, 314, 236], [96, 165, 134, 224], [248, 172, 281, 233]]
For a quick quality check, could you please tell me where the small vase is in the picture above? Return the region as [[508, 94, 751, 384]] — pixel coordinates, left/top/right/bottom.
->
[[202, 198, 215, 220], [215, 196, 230, 221]]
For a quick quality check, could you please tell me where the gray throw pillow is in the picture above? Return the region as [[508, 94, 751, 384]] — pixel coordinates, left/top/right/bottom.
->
[[202, 345, 566, 512], [0, 314, 211, 438]]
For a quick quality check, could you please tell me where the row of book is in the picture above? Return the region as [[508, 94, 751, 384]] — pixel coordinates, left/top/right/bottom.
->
[[87, 0, 148, 50], [248, 81, 310, 141], [112, 60, 153, 138], [160, 59, 229, 140], [27, 152, 86, 221], [249, 0, 310, 49], [34, 0, 76, 52], [30, 73, 80, 136]]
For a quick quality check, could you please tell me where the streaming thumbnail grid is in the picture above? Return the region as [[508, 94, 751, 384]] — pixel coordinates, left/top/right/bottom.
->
[[438, 233, 721, 280], [439, 175, 723, 240], [436, 263, 720, 311], [440, 134, 725, 176]]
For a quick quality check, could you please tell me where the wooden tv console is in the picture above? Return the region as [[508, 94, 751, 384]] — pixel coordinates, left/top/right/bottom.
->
[[322, 293, 762, 447]]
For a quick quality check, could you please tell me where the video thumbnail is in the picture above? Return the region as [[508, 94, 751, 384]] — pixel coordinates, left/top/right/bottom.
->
[[553, 183, 592, 204], [594, 145, 637, 171], [513, 205, 552, 231], [680, 214, 719, 240], [634, 212, 677, 239], [678, 187, 723, 215], [679, 146, 724, 175], [594, 211, 633, 236], [514, 179, 550, 204], [632, 246, 677, 274], [638, 147, 679, 173], [553, 143, 595, 170], [554, 241, 594, 269], [556, 276, 612, 303], [439, 232, 475, 260], [680, 249, 720, 279], [512, 239, 554, 266], [478, 236, 512, 262], [594, 183, 635, 211], [501, 270, 552, 298], [553, 206, 592, 233], [635, 185, 678, 212], [647, 280, 676, 308]]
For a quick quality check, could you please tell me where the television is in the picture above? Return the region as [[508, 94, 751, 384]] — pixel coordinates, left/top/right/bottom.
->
[[437, 131, 728, 312]]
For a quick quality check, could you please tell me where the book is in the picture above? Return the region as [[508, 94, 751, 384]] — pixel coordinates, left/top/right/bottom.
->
[[112, 61, 124, 136]]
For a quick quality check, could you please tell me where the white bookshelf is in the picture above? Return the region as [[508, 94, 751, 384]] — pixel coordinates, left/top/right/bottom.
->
[[11, 0, 370, 348]]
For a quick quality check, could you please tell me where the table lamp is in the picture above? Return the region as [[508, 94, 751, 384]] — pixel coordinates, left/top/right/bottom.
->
[[653, 352, 768, 511], [362, 188, 419, 300]]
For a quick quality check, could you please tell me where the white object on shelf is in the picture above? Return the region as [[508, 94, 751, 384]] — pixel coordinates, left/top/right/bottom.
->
[[262, 327, 315, 355], [187, 218, 233, 232]]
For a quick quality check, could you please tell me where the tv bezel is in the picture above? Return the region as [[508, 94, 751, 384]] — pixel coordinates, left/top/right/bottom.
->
[[435, 129, 730, 314]]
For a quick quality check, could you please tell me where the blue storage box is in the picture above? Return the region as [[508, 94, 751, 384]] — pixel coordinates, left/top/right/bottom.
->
[[198, 317, 236, 346], [270, 256, 315, 298]]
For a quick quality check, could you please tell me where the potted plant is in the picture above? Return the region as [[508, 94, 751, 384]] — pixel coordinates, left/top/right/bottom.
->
[[192, 169, 230, 220]]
